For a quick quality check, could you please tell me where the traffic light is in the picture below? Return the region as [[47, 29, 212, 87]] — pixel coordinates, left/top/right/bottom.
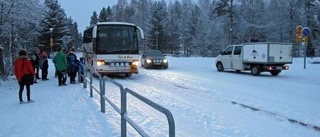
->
[[296, 25, 303, 43]]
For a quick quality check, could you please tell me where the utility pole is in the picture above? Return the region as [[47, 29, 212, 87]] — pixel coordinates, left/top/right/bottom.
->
[[229, 0, 234, 45], [155, 31, 159, 50], [49, 28, 53, 54]]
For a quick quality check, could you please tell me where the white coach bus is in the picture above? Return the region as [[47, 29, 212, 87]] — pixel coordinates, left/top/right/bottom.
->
[[82, 22, 144, 77]]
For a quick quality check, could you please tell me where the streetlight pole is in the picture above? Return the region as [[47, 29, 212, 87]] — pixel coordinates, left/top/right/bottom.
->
[[49, 28, 53, 54], [229, 0, 234, 45], [155, 31, 159, 50]]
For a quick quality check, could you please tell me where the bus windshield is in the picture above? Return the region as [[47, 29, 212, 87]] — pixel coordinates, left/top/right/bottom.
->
[[96, 25, 138, 54]]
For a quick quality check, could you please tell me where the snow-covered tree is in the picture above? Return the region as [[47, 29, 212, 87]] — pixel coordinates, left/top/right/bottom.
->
[[106, 6, 113, 21], [238, 0, 268, 42], [39, 0, 69, 53], [85, 0, 320, 57], [65, 17, 82, 50], [180, 0, 193, 56], [130, 0, 152, 50], [148, 0, 169, 52], [167, 1, 182, 54], [99, 7, 107, 22], [113, 0, 129, 22], [90, 11, 98, 26], [308, 0, 320, 53], [0, 0, 44, 77]]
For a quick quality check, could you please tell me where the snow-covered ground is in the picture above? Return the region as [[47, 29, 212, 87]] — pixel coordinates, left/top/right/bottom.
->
[[0, 56, 319, 137]]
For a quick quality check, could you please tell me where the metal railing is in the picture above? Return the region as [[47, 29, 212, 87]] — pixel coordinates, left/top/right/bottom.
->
[[81, 70, 175, 137]]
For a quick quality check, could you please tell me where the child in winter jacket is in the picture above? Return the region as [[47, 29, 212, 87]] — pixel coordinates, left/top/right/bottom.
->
[[78, 57, 85, 83], [41, 52, 49, 80], [30, 54, 38, 83]]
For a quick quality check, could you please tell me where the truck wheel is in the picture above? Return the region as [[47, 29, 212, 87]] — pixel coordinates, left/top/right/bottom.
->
[[270, 70, 281, 76], [251, 65, 261, 76], [216, 62, 224, 72]]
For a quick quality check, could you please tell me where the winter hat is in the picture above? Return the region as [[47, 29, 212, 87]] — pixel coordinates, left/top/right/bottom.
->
[[18, 50, 27, 56], [70, 47, 75, 52], [42, 52, 47, 57]]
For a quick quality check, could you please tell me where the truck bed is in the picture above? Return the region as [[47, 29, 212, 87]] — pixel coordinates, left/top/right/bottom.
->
[[242, 43, 293, 64]]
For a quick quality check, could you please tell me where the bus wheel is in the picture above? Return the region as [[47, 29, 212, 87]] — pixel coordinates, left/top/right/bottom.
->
[[92, 72, 98, 78]]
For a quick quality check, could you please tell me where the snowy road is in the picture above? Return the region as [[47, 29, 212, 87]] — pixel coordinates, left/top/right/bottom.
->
[[1, 57, 319, 137], [106, 57, 320, 137]]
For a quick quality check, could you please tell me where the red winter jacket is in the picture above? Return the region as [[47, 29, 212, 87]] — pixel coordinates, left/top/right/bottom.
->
[[14, 56, 36, 82]]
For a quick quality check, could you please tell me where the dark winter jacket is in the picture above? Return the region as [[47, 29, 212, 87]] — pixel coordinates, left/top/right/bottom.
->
[[77, 59, 84, 73], [14, 56, 36, 82], [67, 52, 78, 73], [31, 53, 41, 68], [30, 59, 38, 70], [42, 58, 49, 70]]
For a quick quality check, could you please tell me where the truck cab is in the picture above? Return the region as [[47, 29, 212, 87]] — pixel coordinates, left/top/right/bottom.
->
[[217, 45, 243, 70]]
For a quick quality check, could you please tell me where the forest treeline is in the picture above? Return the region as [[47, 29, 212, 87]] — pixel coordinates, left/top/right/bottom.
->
[[0, 0, 319, 77]]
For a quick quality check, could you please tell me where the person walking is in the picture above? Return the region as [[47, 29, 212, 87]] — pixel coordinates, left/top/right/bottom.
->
[[67, 48, 78, 84], [30, 54, 38, 84], [32, 48, 41, 79], [78, 57, 85, 83], [41, 52, 49, 80], [55, 45, 68, 86], [14, 50, 36, 104]]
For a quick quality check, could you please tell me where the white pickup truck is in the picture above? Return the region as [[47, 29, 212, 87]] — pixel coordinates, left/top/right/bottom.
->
[[215, 42, 293, 76]]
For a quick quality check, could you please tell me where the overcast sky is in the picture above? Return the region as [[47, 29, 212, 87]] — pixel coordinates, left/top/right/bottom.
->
[[59, 0, 118, 32]]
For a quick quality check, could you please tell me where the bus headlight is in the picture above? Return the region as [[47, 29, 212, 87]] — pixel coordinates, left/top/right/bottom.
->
[[97, 60, 105, 66], [146, 59, 152, 64], [132, 60, 139, 66]]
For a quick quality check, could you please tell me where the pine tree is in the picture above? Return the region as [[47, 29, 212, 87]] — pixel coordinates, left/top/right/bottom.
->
[[65, 17, 81, 50], [214, 0, 236, 45], [39, 0, 69, 53], [106, 6, 113, 21], [308, 0, 320, 48], [167, 1, 182, 54], [99, 7, 107, 22], [114, 0, 128, 22], [148, 0, 169, 52], [90, 11, 99, 26]]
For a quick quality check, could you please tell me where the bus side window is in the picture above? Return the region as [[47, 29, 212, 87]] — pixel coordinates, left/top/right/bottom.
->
[[83, 27, 93, 43]]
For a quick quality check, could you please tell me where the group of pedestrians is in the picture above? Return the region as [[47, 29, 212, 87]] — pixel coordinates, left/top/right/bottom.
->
[[29, 48, 49, 83], [14, 44, 84, 104], [53, 45, 84, 86]]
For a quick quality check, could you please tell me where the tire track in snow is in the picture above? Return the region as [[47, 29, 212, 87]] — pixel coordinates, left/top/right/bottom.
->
[[231, 101, 320, 132], [113, 69, 249, 137]]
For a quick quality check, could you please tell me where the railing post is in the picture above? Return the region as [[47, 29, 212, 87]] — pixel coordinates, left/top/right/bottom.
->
[[77, 68, 80, 83], [100, 75, 105, 113], [90, 72, 93, 98], [121, 86, 127, 137], [83, 65, 87, 89]]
